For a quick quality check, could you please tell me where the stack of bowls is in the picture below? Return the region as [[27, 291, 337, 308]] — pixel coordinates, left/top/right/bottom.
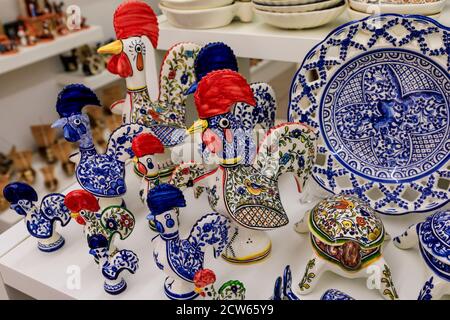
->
[[253, 0, 347, 29], [347, 0, 447, 20], [160, 0, 254, 29]]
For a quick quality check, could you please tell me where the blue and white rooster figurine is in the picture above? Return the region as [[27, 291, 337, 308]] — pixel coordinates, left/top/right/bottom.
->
[[52, 84, 150, 208], [3, 182, 71, 252], [147, 183, 234, 300], [65, 189, 138, 295]]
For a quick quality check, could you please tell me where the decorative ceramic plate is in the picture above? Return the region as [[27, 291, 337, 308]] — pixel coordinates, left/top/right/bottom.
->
[[255, 3, 345, 29], [349, 0, 447, 15], [253, 0, 342, 13], [288, 14, 450, 215], [161, 0, 233, 10], [347, 7, 441, 20], [253, 0, 325, 6]]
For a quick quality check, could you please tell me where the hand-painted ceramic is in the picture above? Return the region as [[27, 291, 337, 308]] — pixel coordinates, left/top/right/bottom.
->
[[288, 14, 450, 215], [394, 210, 450, 300], [320, 289, 354, 300], [65, 190, 138, 295], [194, 269, 246, 300], [253, 0, 343, 13], [3, 182, 71, 252], [349, 0, 446, 15], [295, 195, 398, 300], [147, 184, 235, 300], [170, 70, 316, 264]]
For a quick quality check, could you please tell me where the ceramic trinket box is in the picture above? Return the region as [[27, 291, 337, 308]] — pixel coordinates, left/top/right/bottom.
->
[[3, 182, 71, 252], [194, 269, 246, 300], [294, 195, 398, 300], [147, 184, 235, 300], [65, 190, 138, 295], [171, 70, 316, 264], [394, 210, 450, 300]]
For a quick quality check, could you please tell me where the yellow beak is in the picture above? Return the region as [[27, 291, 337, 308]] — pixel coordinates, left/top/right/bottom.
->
[[70, 212, 80, 219], [187, 119, 208, 135], [194, 287, 202, 294], [132, 156, 138, 164], [98, 40, 123, 55]]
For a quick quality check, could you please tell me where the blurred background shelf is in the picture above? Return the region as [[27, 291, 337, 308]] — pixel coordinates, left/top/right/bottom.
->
[[55, 69, 122, 90]]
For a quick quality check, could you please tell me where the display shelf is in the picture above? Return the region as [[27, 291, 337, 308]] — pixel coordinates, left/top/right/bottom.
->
[[250, 60, 296, 83], [0, 26, 104, 76], [56, 69, 122, 90], [156, 7, 450, 63], [0, 170, 446, 300]]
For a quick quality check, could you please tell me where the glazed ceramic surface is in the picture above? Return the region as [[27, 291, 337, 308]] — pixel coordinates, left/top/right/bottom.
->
[[3, 182, 71, 252], [288, 14, 450, 215], [254, 0, 326, 5], [161, 0, 234, 10], [295, 195, 398, 300], [346, 6, 442, 20], [253, 0, 342, 13], [394, 210, 450, 299], [320, 289, 354, 300], [160, 2, 254, 29], [194, 269, 246, 300], [349, 0, 446, 15], [255, 3, 346, 29]]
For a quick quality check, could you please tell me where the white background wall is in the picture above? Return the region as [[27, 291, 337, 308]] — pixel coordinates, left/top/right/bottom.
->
[[0, 0, 159, 151]]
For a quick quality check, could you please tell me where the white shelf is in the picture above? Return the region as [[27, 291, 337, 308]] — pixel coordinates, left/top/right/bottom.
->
[[156, 7, 450, 63], [0, 172, 442, 300], [250, 60, 296, 83], [56, 69, 122, 90], [0, 26, 104, 76]]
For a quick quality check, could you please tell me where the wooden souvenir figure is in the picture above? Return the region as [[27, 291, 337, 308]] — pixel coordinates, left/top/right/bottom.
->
[[171, 70, 316, 263], [394, 211, 450, 300], [0, 152, 13, 175], [3, 182, 71, 252], [97, 1, 201, 150], [194, 269, 246, 300], [0, 175, 11, 212], [51, 139, 75, 176], [52, 84, 156, 208], [65, 190, 138, 294], [10, 148, 35, 184], [40, 164, 58, 191], [147, 184, 234, 300], [30, 124, 57, 163], [294, 195, 398, 300]]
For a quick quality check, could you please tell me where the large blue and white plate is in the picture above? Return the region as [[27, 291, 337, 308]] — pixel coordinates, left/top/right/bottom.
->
[[288, 14, 450, 215]]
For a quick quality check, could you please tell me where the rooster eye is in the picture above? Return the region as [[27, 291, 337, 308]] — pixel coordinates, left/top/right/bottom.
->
[[219, 118, 230, 129], [73, 118, 81, 125], [136, 45, 142, 53]]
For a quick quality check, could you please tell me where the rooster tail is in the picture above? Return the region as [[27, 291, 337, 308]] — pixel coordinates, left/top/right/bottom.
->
[[100, 206, 135, 240], [218, 280, 246, 300], [102, 249, 139, 281], [187, 213, 234, 258], [40, 193, 71, 226], [169, 162, 208, 197], [254, 123, 316, 193]]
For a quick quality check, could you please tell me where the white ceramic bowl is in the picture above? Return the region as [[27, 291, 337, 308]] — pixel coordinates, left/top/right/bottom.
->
[[255, 3, 346, 29], [160, 2, 254, 29], [253, 0, 326, 5], [161, 0, 234, 10], [349, 0, 446, 15], [346, 6, 442, 19], [253, 0, 342, 12]]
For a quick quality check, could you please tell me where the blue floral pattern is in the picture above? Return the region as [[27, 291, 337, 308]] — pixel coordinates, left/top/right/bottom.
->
[[418, 211, 450, 261]]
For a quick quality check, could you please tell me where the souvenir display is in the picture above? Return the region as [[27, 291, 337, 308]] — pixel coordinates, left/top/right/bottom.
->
[[288, 14, 450, 215], [348, 0, 446, 16], [147, 184, 235, 300], [40, 165, 58, 192], [194, 269, 246, 300], [51, 139, 75, 176], [294, 195, 398, 300], [10, 148, 35, 185], [65, 190, 138, 295], [30, 124, 57, 164], [60, 44, 107, 76], [160, 1, 253, 29], [394, 210, 450, 300], [0, 152, 13, 176], [3, 182, 71, 252], [0, 175, 11, 212], [171, 70, 316, 263], [254, 1, 346, 29], [52, 84, 154, 208], [270, 265, 355, 300]]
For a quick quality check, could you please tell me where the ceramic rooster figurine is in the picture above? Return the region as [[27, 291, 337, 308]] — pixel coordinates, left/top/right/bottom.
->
[[170, 70, 316, 264], [97, 0, 201, 148], [3, 182, 71, 252], [64, 189, 138, 295], [147, 183, 234, 300], [64, 190, 135, 259], [194, 269, 246, 300], [52, 84, 153, 208]]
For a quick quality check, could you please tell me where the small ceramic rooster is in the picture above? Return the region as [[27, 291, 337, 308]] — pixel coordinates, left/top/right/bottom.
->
[[3, 182, 71, 252], [147, 183, 234, 300], [194, 269, 246, 300], [170, 70, 316, 264], [52, 84, 155, 208], [64, 189, 138, 295]]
